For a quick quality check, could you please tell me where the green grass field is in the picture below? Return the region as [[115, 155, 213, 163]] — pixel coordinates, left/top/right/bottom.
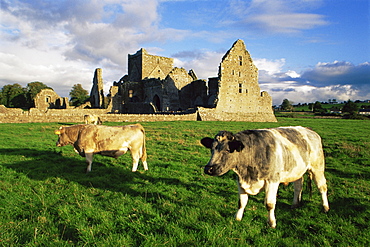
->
[[0, 119, 369, 246]]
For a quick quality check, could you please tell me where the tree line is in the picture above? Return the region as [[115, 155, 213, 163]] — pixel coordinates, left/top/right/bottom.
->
[[0, 82, 90, 109], [278, 98, 366, 118]]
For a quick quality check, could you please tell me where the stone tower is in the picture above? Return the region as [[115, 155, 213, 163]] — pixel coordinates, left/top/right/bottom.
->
[[90, 68, 105, 108], [128, 48, 174, 81], [199, 39, 276, 122]]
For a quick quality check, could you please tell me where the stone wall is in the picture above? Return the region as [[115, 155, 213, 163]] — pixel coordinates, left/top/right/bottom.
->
[[0, 105, 278, 123], [197, 107, 277, 122], [0, 106, 198, 123], [128, 48, 174, 81]]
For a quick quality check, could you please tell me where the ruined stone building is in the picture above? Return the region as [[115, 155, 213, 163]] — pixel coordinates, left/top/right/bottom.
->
[[90, 68, 105, 108], [91, 39, 276, 122], [34, 89, 70, 112]]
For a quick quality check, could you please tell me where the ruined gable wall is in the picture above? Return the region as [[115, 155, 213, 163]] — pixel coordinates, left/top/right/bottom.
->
[[216, 40, 260, 113], [162, 68, 195, 111], [142, 51, 173, 80], [213, 40, 276, 121], [167, 67, 194, 90]]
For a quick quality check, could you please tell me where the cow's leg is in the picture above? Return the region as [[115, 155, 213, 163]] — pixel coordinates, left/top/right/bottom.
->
[[130, 150, 140, 172], [292, 177, 304, 208], [264, 182, 280, 228], [142, 161, 148, 171], [141, 146, 148, 171], [85, 153, 94, 173], [236, 182, 248, 221], [236, 194, 249, 221], [311, 170, 330, 212]]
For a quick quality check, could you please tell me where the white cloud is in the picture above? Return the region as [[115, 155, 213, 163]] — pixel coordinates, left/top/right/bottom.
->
[[0, 0, 368, 106], [254, 58, 285, 75], [230, 0, 328, 33], [258, 60, 370, 105], [0, 0, 189, 97]]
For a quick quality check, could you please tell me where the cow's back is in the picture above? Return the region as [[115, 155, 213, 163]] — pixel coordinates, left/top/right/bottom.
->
[[236, 126, 323, 183], [77, 124, 145, 152]]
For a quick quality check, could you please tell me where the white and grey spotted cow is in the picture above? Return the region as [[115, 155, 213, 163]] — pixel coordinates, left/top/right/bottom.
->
[[201, 126, 329, 228]]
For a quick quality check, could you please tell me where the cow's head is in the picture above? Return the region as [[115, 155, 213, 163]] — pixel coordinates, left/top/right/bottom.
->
[[201, 131, 244, 176], [54, 126, 76, 147]]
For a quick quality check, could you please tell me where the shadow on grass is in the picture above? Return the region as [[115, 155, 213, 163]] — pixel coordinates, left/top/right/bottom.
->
[[326, 167, 369, 181], [0, 147, 209, 207]]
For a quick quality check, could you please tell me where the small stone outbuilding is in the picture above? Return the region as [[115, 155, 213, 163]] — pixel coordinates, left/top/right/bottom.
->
[[34, 89, 70, 112]]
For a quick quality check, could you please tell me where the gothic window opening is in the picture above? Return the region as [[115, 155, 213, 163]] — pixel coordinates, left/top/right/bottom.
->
[[153, 94, 161, 111], [129, 90, 133, 102], [46, 96, 51, 103], [239, 56, 243, 66], [238, 83, 242, 93]]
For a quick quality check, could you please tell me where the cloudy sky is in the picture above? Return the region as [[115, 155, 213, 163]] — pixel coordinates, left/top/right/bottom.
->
[[1, 0, 369, 105]]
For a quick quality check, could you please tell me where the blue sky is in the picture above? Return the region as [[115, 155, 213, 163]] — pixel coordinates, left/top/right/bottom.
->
[[1, 0, 369, 105]]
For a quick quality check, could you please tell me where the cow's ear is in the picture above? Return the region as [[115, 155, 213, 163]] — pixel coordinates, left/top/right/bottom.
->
[[54, 127, 64, 135], [229, 140, 244, 153], [201, 137, 214, 149]]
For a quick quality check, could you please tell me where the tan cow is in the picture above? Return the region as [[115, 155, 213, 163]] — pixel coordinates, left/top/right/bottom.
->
[[201, 126, 329, 228], [84, 115, 102, 125], [55, 124, 148, 173]]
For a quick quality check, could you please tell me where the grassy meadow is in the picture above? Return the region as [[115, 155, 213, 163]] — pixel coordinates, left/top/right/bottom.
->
[[0, 118, 369, 246]]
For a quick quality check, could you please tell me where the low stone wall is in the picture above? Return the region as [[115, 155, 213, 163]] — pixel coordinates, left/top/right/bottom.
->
[[0, 106, 198, 123], [0, 105, 277, 123], [197, 107, 277, 122]]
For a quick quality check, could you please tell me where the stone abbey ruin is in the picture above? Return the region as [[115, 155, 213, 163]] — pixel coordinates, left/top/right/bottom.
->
[[0, 39, 277, 123]]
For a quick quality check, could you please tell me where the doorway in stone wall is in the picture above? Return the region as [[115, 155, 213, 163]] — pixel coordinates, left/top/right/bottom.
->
[[153, 95, 161, 111]]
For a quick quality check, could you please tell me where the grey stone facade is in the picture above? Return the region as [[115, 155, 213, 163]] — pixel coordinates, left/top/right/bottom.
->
[[103, 39, 276, 121]]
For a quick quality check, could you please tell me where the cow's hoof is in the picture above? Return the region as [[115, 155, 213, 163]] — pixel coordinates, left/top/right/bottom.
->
[[268, 221, 276, 228]]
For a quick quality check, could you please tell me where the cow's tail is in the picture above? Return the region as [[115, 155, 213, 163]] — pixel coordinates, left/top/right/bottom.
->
[[138, 124, 147, 161], [307, 171, 313, 199]]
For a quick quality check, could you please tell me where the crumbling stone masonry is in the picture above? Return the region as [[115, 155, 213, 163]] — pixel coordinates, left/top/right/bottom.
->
[[0, 39, 277, 123], [90, 68, 105, 108], [108, 39, 276, 122], [34, 89, 70, 112], [199, 40, 276, 121]]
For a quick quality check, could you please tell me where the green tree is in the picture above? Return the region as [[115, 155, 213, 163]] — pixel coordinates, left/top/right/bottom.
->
[[26, 82, 51, 108], [313, 101, 326, 113], [280, 99, 293, 111], [342, 99, 359, 115], [70, 84, 89, 107], [0, 83, 27, 108]]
